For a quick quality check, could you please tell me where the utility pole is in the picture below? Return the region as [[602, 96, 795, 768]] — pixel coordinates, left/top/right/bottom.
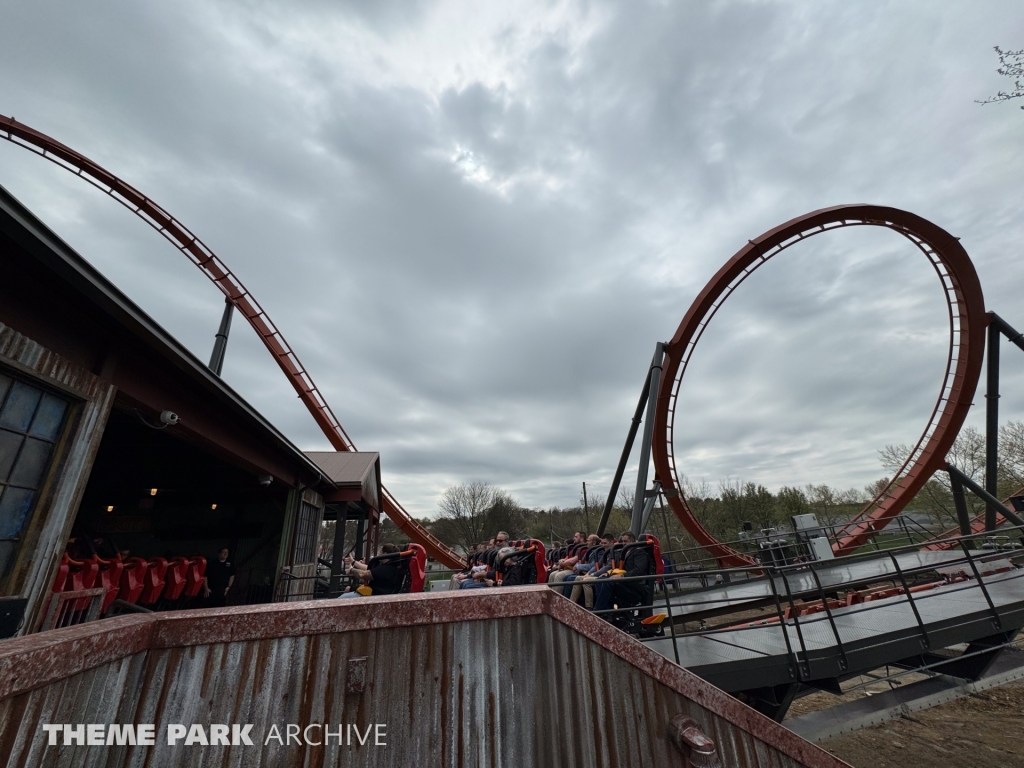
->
[[582, 482, 591, 533]]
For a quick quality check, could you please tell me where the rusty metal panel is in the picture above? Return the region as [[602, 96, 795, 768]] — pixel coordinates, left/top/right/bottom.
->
[[0, 589, 848, 767]]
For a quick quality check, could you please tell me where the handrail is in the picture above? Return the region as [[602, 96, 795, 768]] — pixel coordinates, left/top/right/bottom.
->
[[888, 551, 930, 650], [807, 564, 849, 673], [544, 527, 1024, 688]]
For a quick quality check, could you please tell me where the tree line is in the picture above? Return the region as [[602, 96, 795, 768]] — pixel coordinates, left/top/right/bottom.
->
[[422, 421, 1024, 554]]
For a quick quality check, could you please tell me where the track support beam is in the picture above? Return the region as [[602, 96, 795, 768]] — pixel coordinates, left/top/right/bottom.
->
[[209, 298, 234, 376], [631, 343, 665, 537], [945, 463, 1024, 529], [950, 471, 973, 537], [597, 345, 662, 536]]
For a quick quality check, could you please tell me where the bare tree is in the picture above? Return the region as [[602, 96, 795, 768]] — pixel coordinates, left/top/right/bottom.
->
[[998, 421, 1024, 495], [864, 476, 892, 501], [617, 487, 636, 512], [805, 484, 846, 527], [879, 426, 987, 528], [977, 46, 1024, 108], [433, 481, 496, 554], [487, 489, 525, 538], [681, 477, 718, 531]]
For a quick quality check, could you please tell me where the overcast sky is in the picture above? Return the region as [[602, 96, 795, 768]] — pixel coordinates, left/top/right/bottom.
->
[[1, 2, 1023, 517]]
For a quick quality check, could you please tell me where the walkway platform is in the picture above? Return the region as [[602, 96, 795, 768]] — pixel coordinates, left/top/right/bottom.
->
[[648, 567, 1024, 696], [664, 550, 966, 622]]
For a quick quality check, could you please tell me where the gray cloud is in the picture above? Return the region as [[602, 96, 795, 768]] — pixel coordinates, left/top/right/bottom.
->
[[2, 1, 1023, 520]]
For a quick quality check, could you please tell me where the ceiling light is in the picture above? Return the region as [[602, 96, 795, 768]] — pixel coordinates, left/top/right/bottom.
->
[[106, 505, 114, 512], [150, 488, 158, 496], [211, 504, 217, 510]]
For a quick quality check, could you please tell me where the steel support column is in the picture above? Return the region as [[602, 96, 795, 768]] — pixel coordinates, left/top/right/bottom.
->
[[949, 471, 972, 537], [946, 463, 1024, 528], [631, 342, 665, 537], [986, 315, 1000, 531], [597, 355, 655, 536], [209, 297, 235, 376], [639, 481, 663, 535]]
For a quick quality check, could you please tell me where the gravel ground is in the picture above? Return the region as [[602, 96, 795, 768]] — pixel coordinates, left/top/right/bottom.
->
[[816, 679, 1024, 767]]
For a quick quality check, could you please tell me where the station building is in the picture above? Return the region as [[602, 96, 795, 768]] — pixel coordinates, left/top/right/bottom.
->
[[0, 184, 381, 636]]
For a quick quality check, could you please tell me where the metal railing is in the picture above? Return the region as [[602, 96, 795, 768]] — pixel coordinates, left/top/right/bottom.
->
[[274, 569, 357, 601], [545, 525, 1024, 685], [39, 587, 105, 631], [654, 513, 936, 572]]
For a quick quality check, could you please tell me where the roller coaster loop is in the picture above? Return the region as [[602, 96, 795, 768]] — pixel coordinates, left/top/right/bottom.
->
[[652, 205, 987, 567]]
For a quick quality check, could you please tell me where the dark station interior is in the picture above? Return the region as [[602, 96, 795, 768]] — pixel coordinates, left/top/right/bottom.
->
[[71, 406, 290, 604]]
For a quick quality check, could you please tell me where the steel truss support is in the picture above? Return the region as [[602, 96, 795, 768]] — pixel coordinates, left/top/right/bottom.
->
[[638, 481, 663, 537], [631, 343, 665, 537], [945, 463, 1024, 529], [740, 683, 802, 722], [949, 471, 973, 537], [596, 343, 665, 537]]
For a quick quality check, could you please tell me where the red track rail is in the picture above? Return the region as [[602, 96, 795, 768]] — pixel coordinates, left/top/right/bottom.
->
[[0, 114, 464, 569], [652, 205, 987, 567]]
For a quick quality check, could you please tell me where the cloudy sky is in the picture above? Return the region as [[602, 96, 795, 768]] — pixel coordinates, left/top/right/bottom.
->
[[1, 2, 1023, 517]]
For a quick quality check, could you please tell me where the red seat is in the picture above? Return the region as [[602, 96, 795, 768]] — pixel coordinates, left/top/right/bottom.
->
[[640, 534, 665, 575], [163, 557, 189, 600], [138, 558, 169, 604], [406, 544, 427, 593], [117, 557, 148, 604], [92, 555, 124, 614], [184, 556, 207, 598], [65, 556, 100, 610], [51, 554, 70, 593], [530, 539, 548, 583]]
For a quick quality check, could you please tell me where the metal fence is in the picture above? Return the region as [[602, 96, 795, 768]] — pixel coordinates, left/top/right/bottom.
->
[[39, 587, 105, 631], [274, 566, 357, 602], [547, 525, 1024, 682], [655, 513, 935, 571]]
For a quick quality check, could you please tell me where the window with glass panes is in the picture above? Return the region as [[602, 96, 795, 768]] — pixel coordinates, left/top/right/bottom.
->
[[0, 372, 70, 542]]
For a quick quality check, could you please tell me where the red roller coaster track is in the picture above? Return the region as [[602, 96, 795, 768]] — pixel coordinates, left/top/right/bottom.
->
[[0, 114, 465, 569], [652, 205, 988, 567]]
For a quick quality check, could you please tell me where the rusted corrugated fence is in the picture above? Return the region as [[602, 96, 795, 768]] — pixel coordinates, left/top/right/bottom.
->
[[0, 587, 849, 768]]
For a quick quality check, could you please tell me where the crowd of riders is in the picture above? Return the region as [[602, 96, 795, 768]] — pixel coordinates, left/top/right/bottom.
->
[[335, 528, 664, 628], [450, 528, 663, 628], [547, 530, 658, 614]]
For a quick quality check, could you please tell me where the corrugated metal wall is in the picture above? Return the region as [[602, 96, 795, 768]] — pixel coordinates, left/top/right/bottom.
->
[[0, 613, 835, 768]]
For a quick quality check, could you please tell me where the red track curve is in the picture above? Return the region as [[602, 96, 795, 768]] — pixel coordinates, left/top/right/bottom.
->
[[0, 114, 465, 569], [652, 205, 987, 568]]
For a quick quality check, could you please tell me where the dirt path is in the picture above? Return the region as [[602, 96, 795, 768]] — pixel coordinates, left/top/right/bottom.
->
[[816, 680, 1024, 767]]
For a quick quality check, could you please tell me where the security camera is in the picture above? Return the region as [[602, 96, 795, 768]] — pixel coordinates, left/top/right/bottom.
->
[[258, 474, 273, 487], [159, 410, 180, 426]]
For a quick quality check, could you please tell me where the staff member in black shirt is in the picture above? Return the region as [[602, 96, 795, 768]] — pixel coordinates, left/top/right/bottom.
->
[[203, 547, 236, 607]]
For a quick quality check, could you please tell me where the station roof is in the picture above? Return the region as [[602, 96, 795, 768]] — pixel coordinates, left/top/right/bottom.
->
[[305, 451, 381, 512], [0, 182, 338, 492]]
